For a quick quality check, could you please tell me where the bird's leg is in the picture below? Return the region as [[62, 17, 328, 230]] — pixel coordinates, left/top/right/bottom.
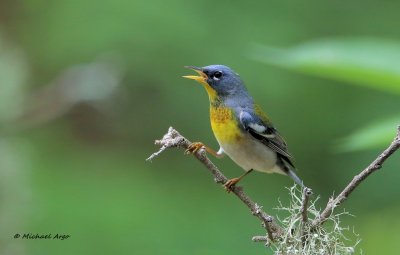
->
[[185, 142, 224, 158], [224, 169, 254, 193]]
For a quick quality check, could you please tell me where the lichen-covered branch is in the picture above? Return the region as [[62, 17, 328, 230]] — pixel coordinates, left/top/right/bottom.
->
[[147, 126, 400, 250], [146, 127, 283, 241], [312, 126, 400, 227]]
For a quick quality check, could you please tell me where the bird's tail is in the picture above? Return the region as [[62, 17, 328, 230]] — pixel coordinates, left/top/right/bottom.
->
[[278, 157, 305, 187], [287, 169, 304, 188]]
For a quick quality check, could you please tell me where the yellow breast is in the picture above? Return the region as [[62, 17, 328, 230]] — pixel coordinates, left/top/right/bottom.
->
[[210, 106, 243, 144]]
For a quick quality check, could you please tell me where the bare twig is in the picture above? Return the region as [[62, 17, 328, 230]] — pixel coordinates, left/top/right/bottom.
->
[[252, 235, 270, 246], [146, 127, 283, 241], [312, 126, 400, 227], [252, 235, 269, 242], [301, 188, 313, 223], [300, 187, 313, 246]]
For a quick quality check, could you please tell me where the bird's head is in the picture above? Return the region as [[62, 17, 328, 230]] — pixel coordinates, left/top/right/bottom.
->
[[183, 65, 247, 102]]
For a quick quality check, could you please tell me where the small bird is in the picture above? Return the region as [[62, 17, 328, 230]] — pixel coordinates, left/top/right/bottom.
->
[[183, 65, 303, 191]]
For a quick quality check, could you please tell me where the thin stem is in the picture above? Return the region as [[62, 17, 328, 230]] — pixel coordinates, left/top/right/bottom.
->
[[300, 187, 313, 246], [312, 126, 400, 228]]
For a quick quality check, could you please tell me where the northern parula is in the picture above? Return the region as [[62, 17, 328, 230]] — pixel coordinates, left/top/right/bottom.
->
[[183, 65, 303, 191]]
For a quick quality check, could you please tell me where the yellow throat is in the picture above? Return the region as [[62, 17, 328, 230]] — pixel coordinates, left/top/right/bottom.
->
[[183, 66, 243, 143]]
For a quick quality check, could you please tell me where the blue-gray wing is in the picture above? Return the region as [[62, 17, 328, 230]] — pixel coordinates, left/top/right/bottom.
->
[[239, 111, 294, 167]]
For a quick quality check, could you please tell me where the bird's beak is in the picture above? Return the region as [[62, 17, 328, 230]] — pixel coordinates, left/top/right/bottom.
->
[[182, 66, 207, 82]]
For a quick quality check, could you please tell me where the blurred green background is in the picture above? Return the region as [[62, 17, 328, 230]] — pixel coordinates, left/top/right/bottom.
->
[[1, 0, 399, 254]]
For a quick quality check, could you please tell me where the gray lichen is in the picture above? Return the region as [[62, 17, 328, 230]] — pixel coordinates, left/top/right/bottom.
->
[[273, 186, 360, 255]]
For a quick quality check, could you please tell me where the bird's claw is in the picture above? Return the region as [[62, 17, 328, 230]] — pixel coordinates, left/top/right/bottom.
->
[[185, 142, 205, 155], [224, 178, 240, 193]]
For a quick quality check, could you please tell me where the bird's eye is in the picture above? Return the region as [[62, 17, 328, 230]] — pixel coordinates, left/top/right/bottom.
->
[[213, 71, 223, 81]]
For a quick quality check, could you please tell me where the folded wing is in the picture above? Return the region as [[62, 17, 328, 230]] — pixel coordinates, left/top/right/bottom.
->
[[239, 111, 294, 168]]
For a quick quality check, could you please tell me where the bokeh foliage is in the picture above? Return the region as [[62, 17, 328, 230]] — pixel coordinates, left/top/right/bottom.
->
[[249, 38, 400, 152], [0, 0, 399, 254]]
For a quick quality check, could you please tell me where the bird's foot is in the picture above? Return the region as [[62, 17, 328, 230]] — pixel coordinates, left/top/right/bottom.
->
[[185, 142, 204, 155], [224, 177, 241, 193]]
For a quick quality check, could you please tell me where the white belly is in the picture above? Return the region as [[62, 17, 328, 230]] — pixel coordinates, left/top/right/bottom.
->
[[219, 134, 281, 174]]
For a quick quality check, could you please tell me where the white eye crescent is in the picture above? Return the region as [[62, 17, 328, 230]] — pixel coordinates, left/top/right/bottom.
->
[[212, 71, 222, 81]]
